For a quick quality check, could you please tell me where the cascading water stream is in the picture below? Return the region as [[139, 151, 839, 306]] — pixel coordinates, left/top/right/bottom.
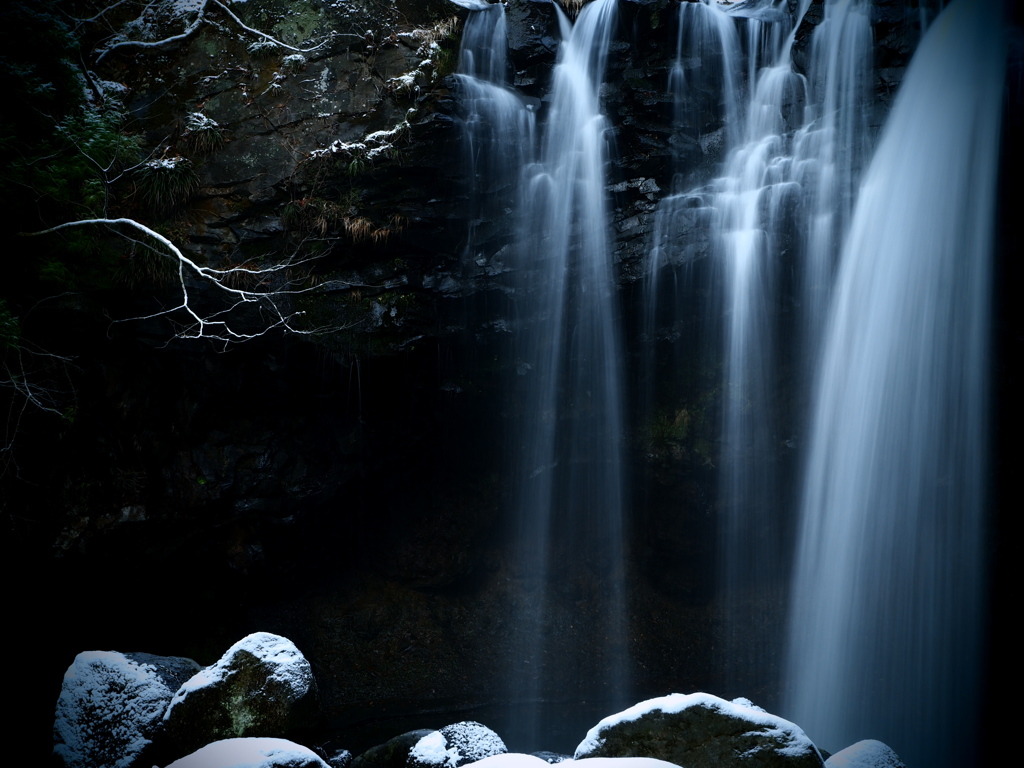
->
[[510, 0, 627, 739], [456, 0, 627, 746], [455, 0, 996, 757], [785, 1, 1005, 765], [455, 3, 536, 265], [791, 0, 872, 365], [643, 0, 874, 695]]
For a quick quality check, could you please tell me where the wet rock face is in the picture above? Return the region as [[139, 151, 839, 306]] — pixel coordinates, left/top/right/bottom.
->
[[505, 0, 562, 96]]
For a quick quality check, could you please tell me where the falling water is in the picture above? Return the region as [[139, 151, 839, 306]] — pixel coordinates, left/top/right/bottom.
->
[[455, 3, 535, 265], [504, 0, 627, 744], [452, 0, 632, 745], [643, 0, 874, 694], [792, 0, 873, 362], [643, 0, 739, 402], [785, 1, 1005, 765]]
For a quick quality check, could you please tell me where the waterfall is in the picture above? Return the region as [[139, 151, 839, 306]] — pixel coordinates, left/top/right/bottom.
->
[[455, 4, 535, 265], [510, 0, 627, 740], [643, 0, 875, 695], [785, 1, 1005, 765], [792, 0, 873, 362], [457, 0, 627, 747]]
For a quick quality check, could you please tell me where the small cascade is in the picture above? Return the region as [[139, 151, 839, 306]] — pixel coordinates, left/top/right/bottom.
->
[[643, 0, 875, 695], [785, 1, 1005, 765], [505, 0, 627, 744], [643, 0, 740, 400], [712, 17, 805, 691], [455, 3, 536, 264], [792, 0, 873, 364]]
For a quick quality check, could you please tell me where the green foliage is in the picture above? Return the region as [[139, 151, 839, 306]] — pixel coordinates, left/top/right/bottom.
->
[[30, 105, 144, 215], [247, 39, 281, 58], [435, 46, 458, 79], [180, 112, 224, 156], [426, 15, 461, 78], [134, 156, 200, 212]]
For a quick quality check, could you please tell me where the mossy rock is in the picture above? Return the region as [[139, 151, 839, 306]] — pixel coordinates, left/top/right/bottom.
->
[[164, 632, 321, 759]]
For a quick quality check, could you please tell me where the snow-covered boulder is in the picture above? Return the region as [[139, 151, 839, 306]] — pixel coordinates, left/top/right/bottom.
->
[[443, 722, 508, 765], [350, 730, 435, 768], [409, 722, 507, 768], [54, 650, 201, 768], [824, 740, 905, 768], [574, 693, 826, 768], [165, 737, 330, 767], [409, 731, 458, 768], [163, 632, 319, 756]]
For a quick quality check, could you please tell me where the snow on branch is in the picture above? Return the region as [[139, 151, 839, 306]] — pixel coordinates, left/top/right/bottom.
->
[[96, 11, 206, 62], [19, 218, 344, 350], [209, 0, 357, 54], [94, 0, 359, 62]]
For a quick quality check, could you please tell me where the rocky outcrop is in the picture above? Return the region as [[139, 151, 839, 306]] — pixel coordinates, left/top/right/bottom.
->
[[54, 650, 201, 768], [574, 693, 825, 768]]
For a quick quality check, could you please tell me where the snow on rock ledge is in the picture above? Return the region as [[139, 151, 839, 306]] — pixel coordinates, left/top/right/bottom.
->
[[163, 632, 319, 757], [54, 650, 201, 768], [574, 693, 825, 768], [165, 737, 330, 768]]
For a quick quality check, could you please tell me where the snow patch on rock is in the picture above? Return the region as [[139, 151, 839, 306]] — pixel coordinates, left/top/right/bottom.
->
[[54, 650, 199, 768], [440, 721, 507, 764], [166, 737, 331, 767], [411, 731, 460, 768], [825, 740, 906, 768]]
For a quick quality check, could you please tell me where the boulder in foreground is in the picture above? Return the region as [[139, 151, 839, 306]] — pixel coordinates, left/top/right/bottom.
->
[[54, 650, 200, 768], [163, 632, 319, 756], [574, 693, 825, 768]]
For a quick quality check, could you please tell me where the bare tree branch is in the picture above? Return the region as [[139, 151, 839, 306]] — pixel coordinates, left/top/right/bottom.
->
[[19, 217, 355, 351], [209, 0, 357, 53], [92, 0, 360, 63], [96, 12, 206, 62]]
